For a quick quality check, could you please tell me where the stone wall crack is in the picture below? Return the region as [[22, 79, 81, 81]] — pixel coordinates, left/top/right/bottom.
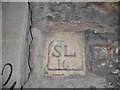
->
[[22, 2, 33, 88]]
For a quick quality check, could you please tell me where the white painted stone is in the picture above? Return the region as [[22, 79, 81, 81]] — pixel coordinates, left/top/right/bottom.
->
[[2, 2, 29, 88]]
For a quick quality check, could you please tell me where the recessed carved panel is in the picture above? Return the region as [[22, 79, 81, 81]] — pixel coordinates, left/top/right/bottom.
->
[[43, 32, 85, 75]]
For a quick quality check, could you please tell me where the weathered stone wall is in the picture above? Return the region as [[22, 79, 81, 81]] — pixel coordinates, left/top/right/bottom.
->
[[1, 2, 119, 88], [30, 2, 118, 33], [23, 2, 119, 88]]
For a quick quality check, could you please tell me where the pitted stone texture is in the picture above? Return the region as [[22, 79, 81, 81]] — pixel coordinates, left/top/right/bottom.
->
[[25, 2, 119, 88], [30, 2, 119, 33], [32, 21, 113, 33], [43, 32, 85, 75], [85, 30, 119, 87], [42, 74, 106, 88]]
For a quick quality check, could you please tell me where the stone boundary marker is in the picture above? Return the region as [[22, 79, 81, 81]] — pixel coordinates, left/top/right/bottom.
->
[[43, 32, 86, 75]]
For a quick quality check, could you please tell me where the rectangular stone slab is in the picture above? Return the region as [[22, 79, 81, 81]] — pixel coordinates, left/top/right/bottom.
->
[[43, 32, 86, 76]]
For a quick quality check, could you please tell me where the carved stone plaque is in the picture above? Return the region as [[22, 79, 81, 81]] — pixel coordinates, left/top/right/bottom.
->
[[43, 32, 85, 75]]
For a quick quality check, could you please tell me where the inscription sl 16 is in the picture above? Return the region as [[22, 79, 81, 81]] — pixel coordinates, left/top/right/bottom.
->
[[44, 32, 85, 75], [49, 40, 77, 70]]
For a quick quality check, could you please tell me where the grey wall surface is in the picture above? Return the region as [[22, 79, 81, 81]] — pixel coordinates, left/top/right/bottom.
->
[[2, 2, 29, 88]]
